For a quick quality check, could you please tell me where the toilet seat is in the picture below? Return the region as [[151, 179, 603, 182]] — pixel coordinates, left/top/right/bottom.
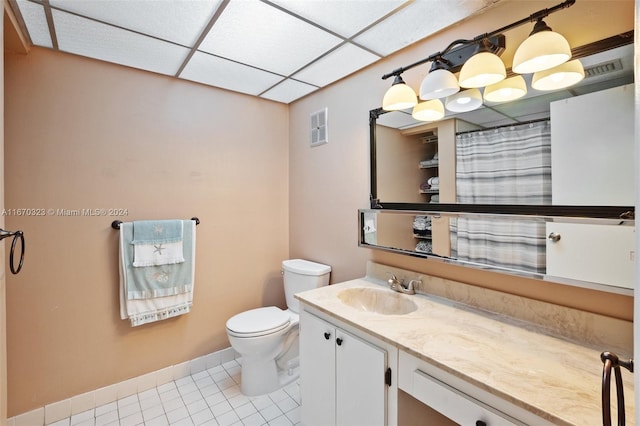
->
[[226, 306, 291, 338]]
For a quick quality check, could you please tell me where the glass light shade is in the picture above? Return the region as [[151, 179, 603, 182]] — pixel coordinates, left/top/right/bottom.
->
[[419, 69, 460, 100], [412, 99, 445, 122], [458, 52, 506, 88], [445, 88, 482, 113], [513, 30, 571, 74], [483, 75, 527, 103], [382, 82, 417, 111], [531, 59, 585, 91]]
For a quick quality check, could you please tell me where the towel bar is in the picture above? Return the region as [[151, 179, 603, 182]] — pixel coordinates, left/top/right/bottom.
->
[[111, 217, 200, 230], [601, 351, 634, 426]]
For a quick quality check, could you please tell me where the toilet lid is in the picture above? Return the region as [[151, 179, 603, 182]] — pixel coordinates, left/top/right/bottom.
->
[[226, 306, 290, 336]]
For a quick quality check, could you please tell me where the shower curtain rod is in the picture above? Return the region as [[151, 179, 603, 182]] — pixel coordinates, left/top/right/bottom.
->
[[456, 117, 550, 136]]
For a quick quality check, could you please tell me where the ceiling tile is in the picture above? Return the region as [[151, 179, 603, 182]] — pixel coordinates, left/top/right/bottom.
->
[[181, 51, 284, 96], [15, 0, 53, 48], [198, 0, 343, 76], [354, 0, 498, 56], [53, 9, 190, 76], [49, 0, 222, 47], [260, 79, 318, 104], [376, 110, 416, 129], [270, 0, 407, 38], [293, 43, 380, 87]]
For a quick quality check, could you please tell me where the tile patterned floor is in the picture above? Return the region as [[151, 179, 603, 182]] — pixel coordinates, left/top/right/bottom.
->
[[48, 360, 301, 426]]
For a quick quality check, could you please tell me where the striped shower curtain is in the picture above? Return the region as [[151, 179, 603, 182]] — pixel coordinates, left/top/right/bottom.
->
[[451, 120, 551, 274]]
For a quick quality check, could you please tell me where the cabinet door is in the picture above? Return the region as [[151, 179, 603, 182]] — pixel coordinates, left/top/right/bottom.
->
[[335, 328, 387, 426], [550, 83, 634, 206], [546, 222, 634, 289], [300, 311, 336, 425]]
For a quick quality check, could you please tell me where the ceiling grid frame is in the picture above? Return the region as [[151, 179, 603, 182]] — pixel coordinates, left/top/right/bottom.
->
[[9, 0, 507, 104]]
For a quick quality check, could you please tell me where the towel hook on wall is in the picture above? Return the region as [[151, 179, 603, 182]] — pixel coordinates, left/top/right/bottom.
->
[[111, 217, 200, 229], [0, 228, 25, 274]]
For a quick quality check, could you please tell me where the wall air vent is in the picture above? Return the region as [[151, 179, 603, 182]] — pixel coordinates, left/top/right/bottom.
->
[[584, 59, 624, 79], [310, 108, 328, 147]]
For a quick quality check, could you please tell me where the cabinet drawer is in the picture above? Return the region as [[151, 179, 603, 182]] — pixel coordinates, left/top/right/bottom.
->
[[398, 351, 553, 426], [412, 369, 520, 425]]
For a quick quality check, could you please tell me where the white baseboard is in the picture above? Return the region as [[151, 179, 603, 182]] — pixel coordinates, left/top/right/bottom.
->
[[9, 347, 238, 426]]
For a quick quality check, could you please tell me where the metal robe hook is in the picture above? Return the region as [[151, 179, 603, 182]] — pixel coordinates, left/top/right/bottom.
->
[[0, 228, 25, 274]]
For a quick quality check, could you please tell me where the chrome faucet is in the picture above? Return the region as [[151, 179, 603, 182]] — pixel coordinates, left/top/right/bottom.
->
[[387, 274, 419, 295]]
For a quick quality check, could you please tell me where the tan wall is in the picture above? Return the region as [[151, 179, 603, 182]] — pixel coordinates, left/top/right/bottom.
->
[[0, 2, 6, 424], [289, 0, 634, 318], [4, 48, 289, 416], [2, 0, 635, 419]]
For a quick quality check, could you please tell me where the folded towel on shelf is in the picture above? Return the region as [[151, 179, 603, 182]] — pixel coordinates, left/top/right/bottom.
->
[[132, 220, 184, 267], [419, 159, 438, 167], [413, 215, 431, 230], [119, 220, 196, 326], [415, 241, 433, 253], [419, 181, 433, 192]]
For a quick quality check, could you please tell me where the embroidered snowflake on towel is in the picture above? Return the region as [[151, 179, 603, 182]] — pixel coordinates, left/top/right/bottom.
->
[[153, 243, 165, 255], [154, 224, 165, 235]]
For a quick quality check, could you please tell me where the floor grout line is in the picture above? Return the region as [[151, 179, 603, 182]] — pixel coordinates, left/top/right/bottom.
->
[[50, 359, 301, 426]]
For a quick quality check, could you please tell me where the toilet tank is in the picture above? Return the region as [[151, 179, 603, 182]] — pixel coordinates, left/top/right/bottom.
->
[[282, 259, 331, 313]]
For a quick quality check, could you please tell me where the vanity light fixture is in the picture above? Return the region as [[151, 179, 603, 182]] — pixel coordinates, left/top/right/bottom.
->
[[412, 99, 445, 121], [445, 88, 483, 113], [512, 18, 572, 74], [380, 0, 576, 120], [419, 59, 460, 100], [531, 59, 585, 91], [382, 75, 417, 111], [458, 39, 506, 88], [484, 75, 528, 103]]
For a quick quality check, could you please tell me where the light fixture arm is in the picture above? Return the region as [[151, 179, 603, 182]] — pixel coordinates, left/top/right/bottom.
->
[[480, 0, 575, 40], [381, 37, 475, 79], [381, 0, 575, 80]]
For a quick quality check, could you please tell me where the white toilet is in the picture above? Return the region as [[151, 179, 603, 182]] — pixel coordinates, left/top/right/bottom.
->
[[226, 259, 331, 396]]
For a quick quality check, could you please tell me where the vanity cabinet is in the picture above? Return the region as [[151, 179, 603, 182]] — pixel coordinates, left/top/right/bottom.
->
[[300, 309, 394, 426], [397, 350, 554, 426]]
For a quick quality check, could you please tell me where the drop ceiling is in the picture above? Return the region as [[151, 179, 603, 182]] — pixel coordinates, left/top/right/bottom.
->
[[9, 0, 503, 104]]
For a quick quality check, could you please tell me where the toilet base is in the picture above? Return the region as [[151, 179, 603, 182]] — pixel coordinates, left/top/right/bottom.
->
[[239, 356, 300, 397]]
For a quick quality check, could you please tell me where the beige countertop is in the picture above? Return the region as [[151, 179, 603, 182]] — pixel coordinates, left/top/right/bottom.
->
[[296, 278, 634, 426]]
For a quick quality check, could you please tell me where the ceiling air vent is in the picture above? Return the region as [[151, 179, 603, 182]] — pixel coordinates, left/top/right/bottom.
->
[[310, 108, 328, 146], [584, 59, 624, 79]]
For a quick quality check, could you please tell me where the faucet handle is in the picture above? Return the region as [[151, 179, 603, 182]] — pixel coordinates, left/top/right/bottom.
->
[[407, 279, 422, 291], [387, 273, 403, 291]]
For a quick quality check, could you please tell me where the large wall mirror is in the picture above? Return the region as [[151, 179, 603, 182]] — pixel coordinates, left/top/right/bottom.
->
[[365, 34, 635, 294]]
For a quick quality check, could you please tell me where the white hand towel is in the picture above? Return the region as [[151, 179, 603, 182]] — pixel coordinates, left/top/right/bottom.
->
[[133, 240, 184, 267]]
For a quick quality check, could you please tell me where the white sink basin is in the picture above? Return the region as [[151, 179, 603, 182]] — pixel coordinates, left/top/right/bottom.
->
[[337, 287, 418, 315]]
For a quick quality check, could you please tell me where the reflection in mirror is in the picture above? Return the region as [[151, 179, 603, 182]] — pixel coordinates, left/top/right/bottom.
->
[[371, 38, 634, 209], [360, 209, 634, 295]]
